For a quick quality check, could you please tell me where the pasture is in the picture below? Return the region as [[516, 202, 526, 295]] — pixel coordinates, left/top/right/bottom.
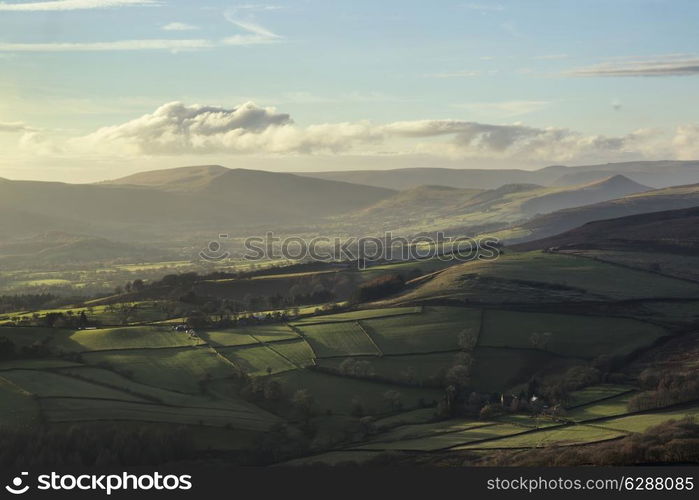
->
[[479, 309, 667, 358]]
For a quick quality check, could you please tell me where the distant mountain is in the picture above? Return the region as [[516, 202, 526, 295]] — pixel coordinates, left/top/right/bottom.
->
[[518, 175, 650, 216], [104, 165, 396, 218], [513, 206, 699, 253], [1, 167, 396, 242], [296, 161, 699, 190], [342, 175, 649, 235], [507, 183, 699, 243], [101, 164, 230, 192]]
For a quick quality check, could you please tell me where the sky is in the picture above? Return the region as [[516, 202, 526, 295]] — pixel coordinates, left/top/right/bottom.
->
[[0, 0, 698, 182]]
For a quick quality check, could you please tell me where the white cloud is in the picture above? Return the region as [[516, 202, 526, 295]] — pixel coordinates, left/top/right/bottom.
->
[[0, 121, 34, 132], [162, 22, 198, 31], [0, 39, 214, 52], [14, 101, 699, 166], [0, 7, 282, 52], [569, 56, 699, 77], [0, 0, 158, 11], [74, 101, 294, 154], [222, 10, 282, 45]]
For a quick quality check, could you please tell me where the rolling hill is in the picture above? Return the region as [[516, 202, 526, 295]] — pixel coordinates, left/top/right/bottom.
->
[[297, 160, 699, 190], [342, 175, 650, 235], [507, 182, 699, 243], [0, 167, 396, 241], [513, 206, 699, 253]]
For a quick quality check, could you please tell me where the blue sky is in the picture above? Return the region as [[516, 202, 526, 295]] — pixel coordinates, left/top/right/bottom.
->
[[0, 0, 698, 182]]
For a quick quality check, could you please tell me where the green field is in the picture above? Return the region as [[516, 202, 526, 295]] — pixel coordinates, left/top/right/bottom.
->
[[71, 326, 203, 350], [40, 397, 277, 430], [470, 347, 582, 392], [0, 369, 147, 402], [397, 252, 699, 303], [455, 424, 626, 449], [203, 324, 299, 347], [291, 306, 422, 325], [269, 370, 442, 415], [268, 339, 316, 368], [354, 422, 527, 451], [480, 309, 667, 358], [318, 352, 456, 386], [566, 384, 636, 408], [594, 405, 699, 433], [0, 376, 41, 426], [55, 366, 257, 410], [81, 347, 237, 393], [566, 392, 637, 421], [296, 321, 380, 357], [364, 418, 494, 444], [360, 306, 481, 355], [218, 344, 297, 376]]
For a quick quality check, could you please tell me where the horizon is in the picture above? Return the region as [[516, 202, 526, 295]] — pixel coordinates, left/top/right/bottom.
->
[[0, 0, 698, 182], [3, 159, 698, 185]]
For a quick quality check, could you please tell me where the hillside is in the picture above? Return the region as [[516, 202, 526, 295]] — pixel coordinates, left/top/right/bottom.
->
[[343, 175, 649, 235], [297, 160, 699, 190], [0, 232, 166, 269], [0, 167, 396, 241], [513, 206, 699, 253], [507, 182, 699, 243]]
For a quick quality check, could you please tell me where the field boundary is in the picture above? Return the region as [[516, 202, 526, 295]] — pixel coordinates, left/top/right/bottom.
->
[[356, 320, 385, 357]]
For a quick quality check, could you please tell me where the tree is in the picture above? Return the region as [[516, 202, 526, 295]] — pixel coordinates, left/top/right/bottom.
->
[[292, 389, 315, 419], [529, 332, 552, 351], [446, 365, 470, 389], [383, 390, 403, 411]]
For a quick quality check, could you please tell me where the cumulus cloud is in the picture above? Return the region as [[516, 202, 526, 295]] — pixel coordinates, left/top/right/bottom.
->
[[60, 101, 656, 163], [75, 101, 293, 154], [569, 56, 699, 77], [0, 0, 158, 11], [14, 100, 699, 165]]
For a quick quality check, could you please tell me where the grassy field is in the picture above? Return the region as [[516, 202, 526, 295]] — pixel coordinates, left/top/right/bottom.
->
[[0, 376, 41, 427], [455, 424, 626, 450], [395, 252, 699, 303], [203, 324, 299, 347], [291, 306, 422, 325], [318, 352, 456, 386], [565, 392, 637, 421], [296, 321, 380, 358], [40, 397, 277, 430], [479, 309, 667, 358], [470, 347, 582, 393], [354, 422, 527, 451], [268, 339, 316, 368], [54, 366, 256, 410], [71, 326, 204, 350], [566, 384, 636, 408], [360, 306, 481, 355], [0, 369, 147, 402], [81, 347, 237, 393], [218, 344, 297, 376], [593, 404, 699, 433], [269, 370, 442, 415]]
